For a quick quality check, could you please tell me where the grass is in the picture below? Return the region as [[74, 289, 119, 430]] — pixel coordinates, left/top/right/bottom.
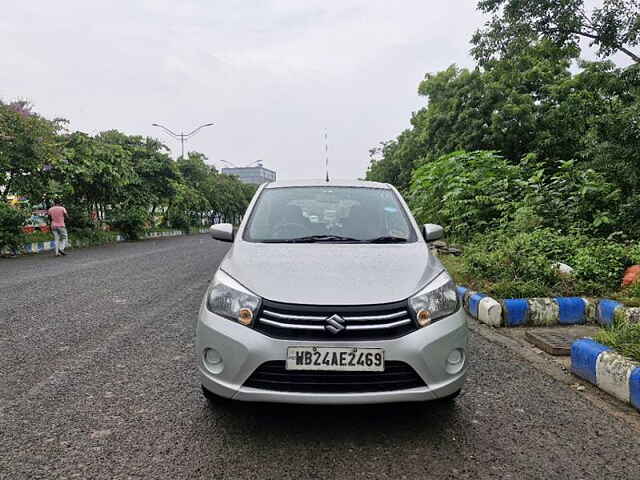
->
[[438, 251, 640, 305], [439, 250, 640, 362], [438, 254, 470, 286], [595, 322, 640, 363]]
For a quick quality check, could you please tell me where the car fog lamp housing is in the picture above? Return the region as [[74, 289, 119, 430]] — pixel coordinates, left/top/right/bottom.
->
[[409, 273, 459, 327], [447, 349, 463, 365], [445, 348, 465, 374], [206, 270, 261, 327], [204, 348, 222, 365], [203, 348, 224, 374]]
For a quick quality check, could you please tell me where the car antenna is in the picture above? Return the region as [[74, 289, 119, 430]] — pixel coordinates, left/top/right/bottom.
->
[[324, 129, 329, 182]]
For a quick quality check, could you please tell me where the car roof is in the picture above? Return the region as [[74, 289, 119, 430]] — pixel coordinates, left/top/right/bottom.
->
[[263, 179, 391, 189]]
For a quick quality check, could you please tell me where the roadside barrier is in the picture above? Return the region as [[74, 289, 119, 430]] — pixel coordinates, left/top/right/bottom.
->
[[456, 285, 640, 410], [1, 229, 209, 256], [456, 286, 639, 328], [571, 338, 640, 411]]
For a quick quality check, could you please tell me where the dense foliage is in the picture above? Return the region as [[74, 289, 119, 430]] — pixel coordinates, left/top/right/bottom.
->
[[0, 201, 28, 251], [0, 101, 256, 250], [472, 0, 640, 64], [366, 1, 640, 299], [596, 322, 640, 362]]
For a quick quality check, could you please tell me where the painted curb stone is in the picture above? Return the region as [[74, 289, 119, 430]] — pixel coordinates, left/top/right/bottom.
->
[[501, 299, 529, 327], [556, 297, 586, 325], [583, 298, 599, 324], [597, 350, 640, 403], [478, 297, 502, 327], [598, 299, 623, 326], [630, 367, 640, 410], [571, 338, 640, 412], [2, 229, 208, 257], [614, 307, 640, 325], [528, 298, 560, 326], [571, 338, 611, 385]]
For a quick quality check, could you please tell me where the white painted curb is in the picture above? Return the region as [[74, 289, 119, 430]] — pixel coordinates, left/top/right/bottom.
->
[[2, 228, 210, 256], [478, 297, 502, 327], [596, 350, 640, 404]]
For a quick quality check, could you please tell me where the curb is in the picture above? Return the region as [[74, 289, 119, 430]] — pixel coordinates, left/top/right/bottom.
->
[[456, 286, 638, 328], [1, 229, 209, 256], [571, 338, 640, 411]]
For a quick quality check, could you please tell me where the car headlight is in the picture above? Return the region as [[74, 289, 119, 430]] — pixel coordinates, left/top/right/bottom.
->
[[206, 270, 261, 326], [408, 273, 459, 327]]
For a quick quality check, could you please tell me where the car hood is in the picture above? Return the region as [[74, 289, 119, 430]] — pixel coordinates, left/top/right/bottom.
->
[[219, 241, 444, 305]]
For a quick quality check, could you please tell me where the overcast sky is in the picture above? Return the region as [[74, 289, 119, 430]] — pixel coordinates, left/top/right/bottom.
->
[[1, 1, 486, 179]]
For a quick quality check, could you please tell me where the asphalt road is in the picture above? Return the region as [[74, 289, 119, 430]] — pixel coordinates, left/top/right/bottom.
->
[[1, 234, 639, 479]]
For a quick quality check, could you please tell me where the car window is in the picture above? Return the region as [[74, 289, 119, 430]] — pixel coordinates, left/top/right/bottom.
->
[[244, 186, 416, 243]]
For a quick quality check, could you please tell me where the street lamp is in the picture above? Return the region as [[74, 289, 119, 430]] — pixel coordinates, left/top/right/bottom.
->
[[151, 122, 214, 159]]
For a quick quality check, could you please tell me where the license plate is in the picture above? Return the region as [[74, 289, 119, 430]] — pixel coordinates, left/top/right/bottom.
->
[[286, 346, 384, 371]]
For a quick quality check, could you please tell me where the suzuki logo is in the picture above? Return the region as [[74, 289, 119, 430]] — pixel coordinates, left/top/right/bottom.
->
[[325, 314, 346, 334]]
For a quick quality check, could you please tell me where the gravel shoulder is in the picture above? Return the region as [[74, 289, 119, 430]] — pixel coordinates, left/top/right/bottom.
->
[[1, 235, 639, 479]]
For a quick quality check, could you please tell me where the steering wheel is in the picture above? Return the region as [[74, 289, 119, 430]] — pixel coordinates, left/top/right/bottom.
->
[[272, 222, 309, 238]]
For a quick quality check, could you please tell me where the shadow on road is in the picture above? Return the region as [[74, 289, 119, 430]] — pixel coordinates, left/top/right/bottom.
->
[[203, 395, 466, 436]]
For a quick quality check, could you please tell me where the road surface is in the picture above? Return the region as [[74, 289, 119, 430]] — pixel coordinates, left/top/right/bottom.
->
[[1, 234, 639, 479]]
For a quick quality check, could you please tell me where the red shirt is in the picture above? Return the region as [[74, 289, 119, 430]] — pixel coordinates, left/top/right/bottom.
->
[[48, 206, 67, 228]]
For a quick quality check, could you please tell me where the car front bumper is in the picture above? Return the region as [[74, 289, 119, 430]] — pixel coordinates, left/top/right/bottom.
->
[[196, 304, 468, 404]]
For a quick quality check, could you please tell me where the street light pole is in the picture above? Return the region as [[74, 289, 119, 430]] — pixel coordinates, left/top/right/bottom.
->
[[151, 122, 215, 159]]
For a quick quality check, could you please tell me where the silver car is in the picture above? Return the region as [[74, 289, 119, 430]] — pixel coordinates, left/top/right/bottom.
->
[[196, 180, 467, 405]]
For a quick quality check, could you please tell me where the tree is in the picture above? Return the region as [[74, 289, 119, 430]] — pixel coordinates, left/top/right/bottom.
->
[[472, 0, 640, 64], [54, 131, 135, 221], [409, 151, 527, 240], [367, 41, 582, 187], [0, 101, 65, 202]]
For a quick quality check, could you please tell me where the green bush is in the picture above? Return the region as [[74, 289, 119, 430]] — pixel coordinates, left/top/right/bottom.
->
[[69, 228, 119, 246], [0, 203, 28, 252], [409, 150, 526, 241], [64, 203, 95, 230], [520, 159, 622, 238], [458, 228, 634, 298], [628, 243, 640, 264], [595, 322, 640, 363], [462, 230, 564, 297], [166, 210, 191, 233], [628, 280, 640, 299], [571, 243, 630, 294], [108, 207, 148, 241]]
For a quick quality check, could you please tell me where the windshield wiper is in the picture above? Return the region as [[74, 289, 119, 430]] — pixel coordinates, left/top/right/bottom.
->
[[274, 234, 361, 243], [366, 236, 408, 243]]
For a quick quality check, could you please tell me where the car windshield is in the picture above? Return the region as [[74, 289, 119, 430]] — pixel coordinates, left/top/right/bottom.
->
[[244, 186, 416, 243]]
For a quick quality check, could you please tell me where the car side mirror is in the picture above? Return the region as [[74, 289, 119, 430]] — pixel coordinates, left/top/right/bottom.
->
[[422, 224, 443, 242], [210, 223, 234, 242]]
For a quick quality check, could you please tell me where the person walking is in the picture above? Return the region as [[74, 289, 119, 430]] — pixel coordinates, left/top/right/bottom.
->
[[48, 200, 69, 256]]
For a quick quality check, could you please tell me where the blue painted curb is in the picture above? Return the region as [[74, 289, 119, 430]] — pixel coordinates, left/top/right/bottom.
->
[[598, 299, 623, 326], [571, 338, 640, 412], [630, 368, 640, 411], [556, 297, 586, 325], [456, 286, 633, 328], [502, 299, 529, 327], [571, 338, 610, 384], [456, 286, 468, 301], [468, 293, 487, 319]]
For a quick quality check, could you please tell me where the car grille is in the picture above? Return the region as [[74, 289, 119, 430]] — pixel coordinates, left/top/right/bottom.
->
[[255, 299, 417, 340], [243, 361, 426, 393]]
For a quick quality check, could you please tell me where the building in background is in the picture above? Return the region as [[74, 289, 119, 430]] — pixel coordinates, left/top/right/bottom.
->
[[221, 164, 276, 185]]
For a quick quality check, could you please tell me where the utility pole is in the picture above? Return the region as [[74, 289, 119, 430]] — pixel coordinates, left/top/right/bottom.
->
[[151, 122, 215, 159]]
